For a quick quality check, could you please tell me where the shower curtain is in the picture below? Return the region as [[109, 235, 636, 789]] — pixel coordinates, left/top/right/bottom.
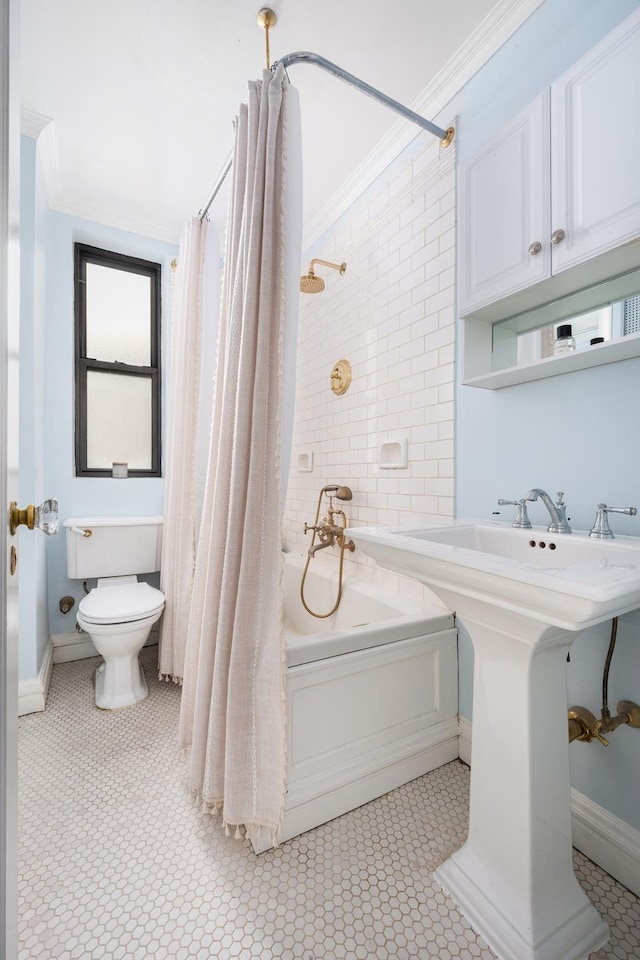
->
[[176, 64, 302, 845], [159, 220, 219, 683]]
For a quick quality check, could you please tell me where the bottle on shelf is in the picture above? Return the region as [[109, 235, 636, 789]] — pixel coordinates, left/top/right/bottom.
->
[[554, 323, 576, 355]]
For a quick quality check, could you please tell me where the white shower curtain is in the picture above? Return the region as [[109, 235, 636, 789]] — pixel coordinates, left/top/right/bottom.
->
[[178, 64, 302, 845], [159, 222, 220, 683], [158, 217, 209, 684]]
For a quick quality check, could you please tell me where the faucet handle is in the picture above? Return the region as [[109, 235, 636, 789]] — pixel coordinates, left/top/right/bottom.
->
[[591, 720, 610, 747], [589, 503, 637, 539], [497, 498, 532, 529]]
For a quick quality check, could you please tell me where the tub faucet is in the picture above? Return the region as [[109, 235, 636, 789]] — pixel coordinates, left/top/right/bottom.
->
[[305, 510, 355, 558], [306, 520, 341, 557], [525, 488, 571, 534], [304, 487, 356, 558]]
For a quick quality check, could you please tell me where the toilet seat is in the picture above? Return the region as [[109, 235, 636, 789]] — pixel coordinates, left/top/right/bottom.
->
[[78, 582, 165, 625]]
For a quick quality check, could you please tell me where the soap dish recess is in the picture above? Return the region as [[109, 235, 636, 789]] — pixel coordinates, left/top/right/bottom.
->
[[297, 450, 313, 473], [378, 439, 408, 469]]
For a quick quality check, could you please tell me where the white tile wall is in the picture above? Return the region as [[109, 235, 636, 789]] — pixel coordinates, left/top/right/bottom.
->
[[283, 138, 456, 602]]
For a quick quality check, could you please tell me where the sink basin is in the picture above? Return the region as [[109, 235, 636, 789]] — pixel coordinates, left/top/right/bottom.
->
[[349, 519, 640, 631], [347, 518, 625, 960]]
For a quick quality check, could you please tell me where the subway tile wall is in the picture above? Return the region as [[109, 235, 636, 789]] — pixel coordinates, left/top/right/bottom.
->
[[283, 137, 456, 602]]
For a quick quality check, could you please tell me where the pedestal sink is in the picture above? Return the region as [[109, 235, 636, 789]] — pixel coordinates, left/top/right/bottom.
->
[[348, 519, 640, 960]]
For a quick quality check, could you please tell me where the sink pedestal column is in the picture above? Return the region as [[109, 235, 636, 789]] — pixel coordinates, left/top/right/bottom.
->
[[434, 599, 608, 960]]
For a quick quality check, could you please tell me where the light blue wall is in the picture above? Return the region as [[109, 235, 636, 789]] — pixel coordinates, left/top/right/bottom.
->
[[44, 213, 177, 640], [19, 136, 178, 674], [19, 135, 49, 681], [451, 0, 640, 164], [450, 0, 640, 829]]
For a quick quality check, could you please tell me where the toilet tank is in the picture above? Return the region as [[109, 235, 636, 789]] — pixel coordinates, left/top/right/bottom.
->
[[64, 516, 164, 579]]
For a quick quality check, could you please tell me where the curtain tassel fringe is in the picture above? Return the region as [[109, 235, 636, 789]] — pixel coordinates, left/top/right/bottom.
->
[[157, 672, 183, 685]]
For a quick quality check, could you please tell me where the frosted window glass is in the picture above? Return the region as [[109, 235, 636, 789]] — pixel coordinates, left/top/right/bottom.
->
[[85, 263, 151, 365], [86, 371, 152, 470]]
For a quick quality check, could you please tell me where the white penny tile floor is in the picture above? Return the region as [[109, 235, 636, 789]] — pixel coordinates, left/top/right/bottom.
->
[[18, 647, 640, 959]]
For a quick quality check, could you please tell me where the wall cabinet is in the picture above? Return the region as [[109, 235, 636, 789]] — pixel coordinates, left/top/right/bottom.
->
[[459, 7, 640, 320], [458, 91, 550, 315]]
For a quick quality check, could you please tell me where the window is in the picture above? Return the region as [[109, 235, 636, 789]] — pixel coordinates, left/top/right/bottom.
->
[[74, 244, 161, 477]]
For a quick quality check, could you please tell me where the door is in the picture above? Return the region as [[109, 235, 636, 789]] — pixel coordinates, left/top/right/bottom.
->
[[1, 1, 20, 958], [458, 89, 551, 316], [551, 7, 640, 274]]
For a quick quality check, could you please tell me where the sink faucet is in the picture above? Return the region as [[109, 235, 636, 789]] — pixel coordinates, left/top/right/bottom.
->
[[525, 489, 571, 534]]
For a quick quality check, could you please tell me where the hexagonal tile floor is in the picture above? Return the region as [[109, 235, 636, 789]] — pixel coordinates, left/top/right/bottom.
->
[[18, 647, 640, 959]]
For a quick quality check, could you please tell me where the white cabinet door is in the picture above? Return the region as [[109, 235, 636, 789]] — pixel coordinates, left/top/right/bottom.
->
[[458, 90, 551, 315], [552, 9, 640, 273]]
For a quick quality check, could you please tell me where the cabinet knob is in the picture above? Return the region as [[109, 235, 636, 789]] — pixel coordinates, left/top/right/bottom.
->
[[551, 228, 566, 245], [528, 241, 542, 256]]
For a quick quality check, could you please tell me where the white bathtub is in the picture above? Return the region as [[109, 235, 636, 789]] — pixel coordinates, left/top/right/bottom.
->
[[253, 552, 459, 852]]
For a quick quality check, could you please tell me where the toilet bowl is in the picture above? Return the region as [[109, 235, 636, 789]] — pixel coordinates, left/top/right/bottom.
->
[[64, 515, 165, 710], [77, 579, 165, 709]]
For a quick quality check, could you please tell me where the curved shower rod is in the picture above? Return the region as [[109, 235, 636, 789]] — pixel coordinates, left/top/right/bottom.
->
[[278, 52, 451, 142], [198, 51, 454, 221]]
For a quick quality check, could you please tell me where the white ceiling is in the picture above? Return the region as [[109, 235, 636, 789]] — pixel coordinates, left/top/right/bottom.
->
[[21, 0, 511, 247]]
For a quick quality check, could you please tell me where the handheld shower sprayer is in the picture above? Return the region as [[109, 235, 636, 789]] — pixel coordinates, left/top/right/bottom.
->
[[320, 484, 352, 501]]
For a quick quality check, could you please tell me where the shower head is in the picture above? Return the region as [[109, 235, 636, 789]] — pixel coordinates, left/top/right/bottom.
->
[[300, 271, 325, 294], [300, 258, 346, 294]]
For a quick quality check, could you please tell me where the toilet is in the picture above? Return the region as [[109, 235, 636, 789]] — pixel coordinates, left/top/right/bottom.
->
[[64, 516, 165, 710]]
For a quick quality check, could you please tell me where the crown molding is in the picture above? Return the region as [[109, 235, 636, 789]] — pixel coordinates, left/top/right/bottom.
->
[[35, 118, 61, 212], [45, 192, 181, 245], [302, 0, 545, 252], [24, 111, 180, 244], [20, 108, 53, 139]]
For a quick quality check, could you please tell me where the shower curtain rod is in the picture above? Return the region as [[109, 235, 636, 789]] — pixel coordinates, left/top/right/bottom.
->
[[198, 51, 454, 220]]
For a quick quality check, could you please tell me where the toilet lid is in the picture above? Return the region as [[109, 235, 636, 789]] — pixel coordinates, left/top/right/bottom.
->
[[78, 582, 165, 624]]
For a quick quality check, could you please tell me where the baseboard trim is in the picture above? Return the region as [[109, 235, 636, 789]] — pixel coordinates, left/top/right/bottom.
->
[[18, 637, 54, 716], [52, 626, 159, 664], [458, 715, 472, 766], [52, 631, 97, 664], [458, 717, 640, 895], [571, 788, 640, 898]]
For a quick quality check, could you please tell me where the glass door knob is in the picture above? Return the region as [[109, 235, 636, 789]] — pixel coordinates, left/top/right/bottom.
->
[[9, 498, 59, 536]]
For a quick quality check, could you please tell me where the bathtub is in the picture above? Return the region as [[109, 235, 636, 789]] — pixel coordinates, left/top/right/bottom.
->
[[253, 552, 458, 852]]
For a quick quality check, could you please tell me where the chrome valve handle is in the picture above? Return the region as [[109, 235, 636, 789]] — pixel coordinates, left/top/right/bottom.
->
[[589, 504, 637, 539], [497, 498, 532, 529]]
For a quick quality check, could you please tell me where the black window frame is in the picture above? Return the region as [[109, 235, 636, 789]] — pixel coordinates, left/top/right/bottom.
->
[[74, 243, 162, 478]]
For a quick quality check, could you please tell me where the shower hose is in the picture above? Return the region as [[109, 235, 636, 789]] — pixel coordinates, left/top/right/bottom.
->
[[300, 487, 349, 619]]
